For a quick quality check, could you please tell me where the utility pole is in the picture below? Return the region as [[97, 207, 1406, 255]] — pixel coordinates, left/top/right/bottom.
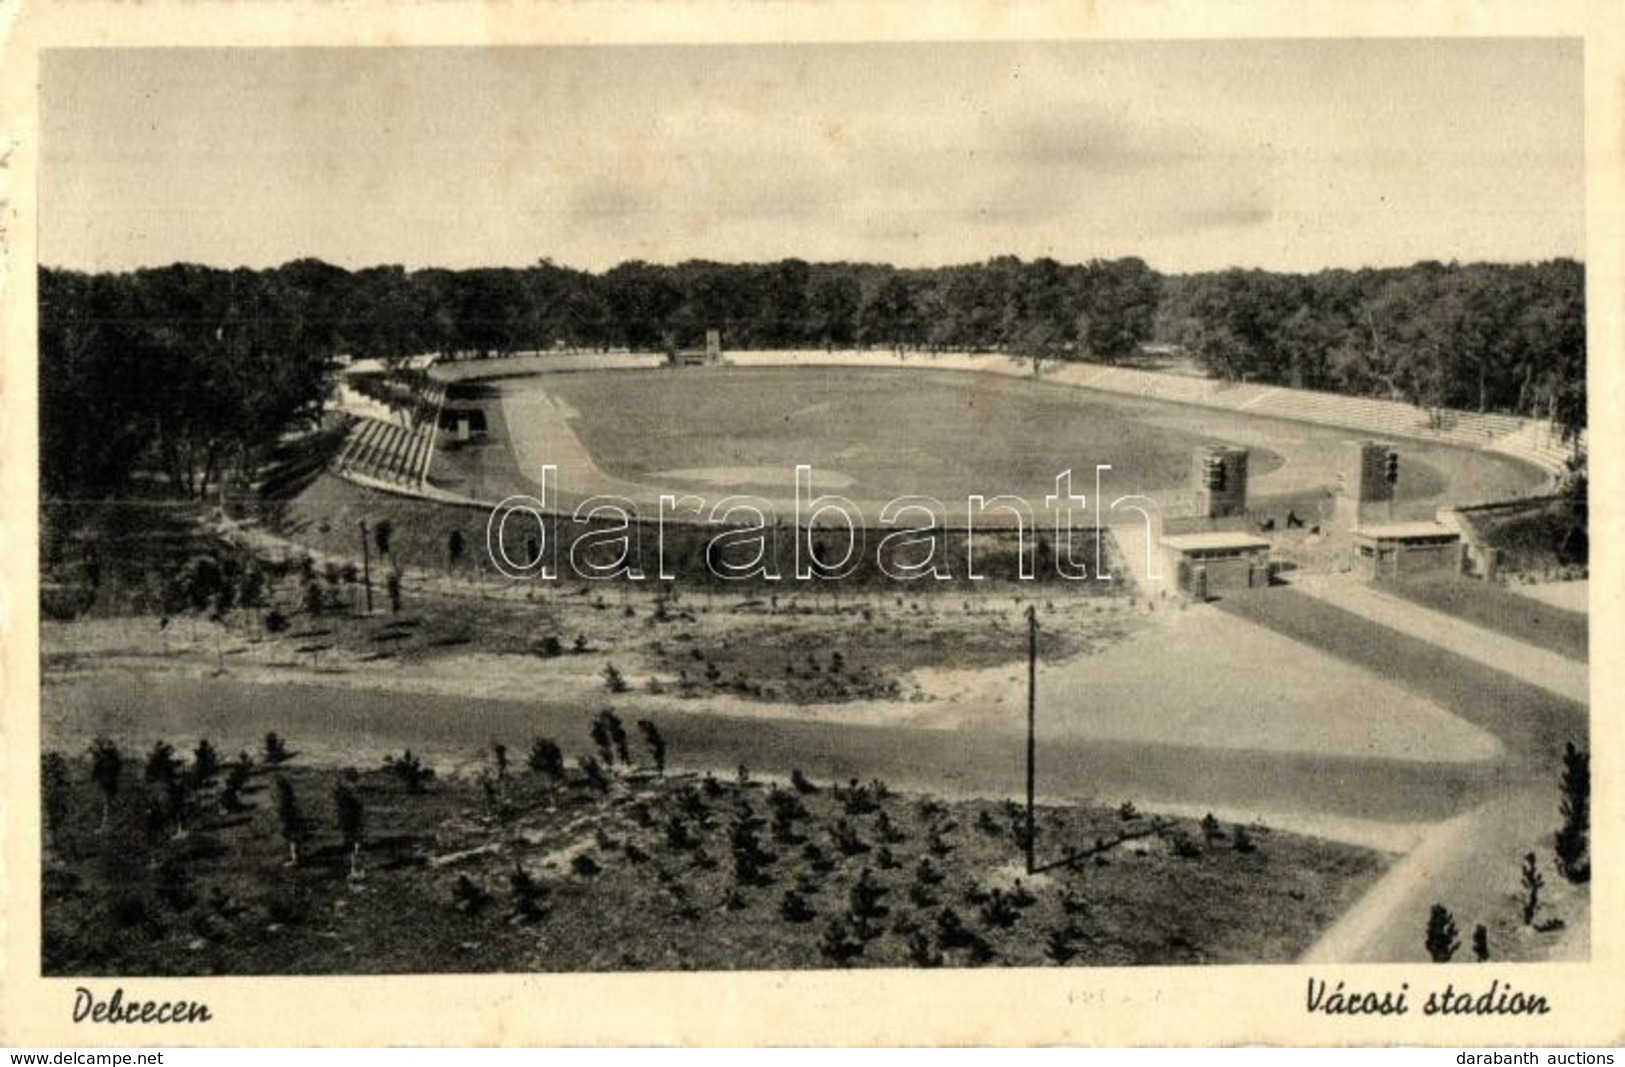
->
[[358, 520, 374, 615], [1025, 603, 1038, 875]]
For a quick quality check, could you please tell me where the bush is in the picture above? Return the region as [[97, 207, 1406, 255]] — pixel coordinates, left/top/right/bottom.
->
[[1555, 742, 1590, 883], [818, 916, 864, 966], [1520, 852, 1544, 926], [665, 816, 695, 851], [334, 781, 365, 854], [42, 752, 72, 851], [384, 750, 434, 794], [452, 875, 491, 915], [1045, 923, 1083, 964], [593, 709, 630, 764], [602, 663, 630, 695], [191, 740, 221, 786], [1171, 832, 1203, 860], [980, 888, 1020, 928], [848, 868, 889, 922], [907, 928, 944, 967], [89, 737, 122, 831], [636, 719, 667, 776], [527, 738, 564, 780], [831, 818, 869, 856], [144, 740, 181, 785], [509, 865, 549, 920], [779, 890, 816, 923], [263, 732, 290, 765], [578, 755, 610, 794], [221, 757, 251, 813], [1425, 904, 1460, 963], [273, 777, 308, 865], [790, 768, 819, 795]]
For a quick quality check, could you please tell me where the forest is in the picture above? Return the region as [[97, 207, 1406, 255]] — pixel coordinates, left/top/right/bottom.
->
[[38, 255, 1584, 501]]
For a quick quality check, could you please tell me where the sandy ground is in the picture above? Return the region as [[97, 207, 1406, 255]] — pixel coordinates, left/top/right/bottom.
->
[[1275, 576, 1590, 963], [42, 596, 1498, 766], [1287, 573, 1587, 705], [1505, 578, 1590, 615], [912, 605, 1501, 762]]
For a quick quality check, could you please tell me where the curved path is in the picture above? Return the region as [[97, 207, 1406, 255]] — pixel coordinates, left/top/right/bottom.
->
[[1216, 583, 1587, 963]]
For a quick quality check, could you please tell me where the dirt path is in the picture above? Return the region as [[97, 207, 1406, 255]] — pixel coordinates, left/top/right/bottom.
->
[[1302, 784, 1584, 963], [1286, 573, 1588, 705], [1220, 584, 1592, 964]]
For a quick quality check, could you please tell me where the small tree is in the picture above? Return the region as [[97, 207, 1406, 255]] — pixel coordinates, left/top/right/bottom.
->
[[578, 754, 611, 794], [731, 818, 774, 885], [302, 580, 325, 617], [221, 755, 251, 813], [602, 663, 630, 695], [509, 863, 549, 920], [144, 740, 181, 785], [385, 750, 433, 794], [491, 740, 509, 780], [907, 928, 944, 967], [596, 709, 630, 764], [780, 889, 816, 923], [452, 875, 491, 915], [589, 716, 614, 766], [264, 732, 291, 764], [239, 567, 267, 625], [819, 915, 865, 966], [1200, 813, 1223, 845], [334, 781, 365, 877], [1472, 924, 1490, 962], [1520, 851, 1545, 927], [1554, 741, 1590, 883], [163, 773, 192, 837], [191, 739, 221, 787], [274, 776, 308, 866], [848, 868, 889, 925], [637, 719, 667, 776], [374, 519, 394, 560], [528, 737, 564, 780], [1045, 923, 1083, 965], [1425, 903, 1460, 963], [385, 571, 403, 614], [42, 752, 72, 854]]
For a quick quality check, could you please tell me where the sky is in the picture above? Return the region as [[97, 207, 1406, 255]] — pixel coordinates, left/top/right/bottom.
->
[[39, 39, 1585, 275]]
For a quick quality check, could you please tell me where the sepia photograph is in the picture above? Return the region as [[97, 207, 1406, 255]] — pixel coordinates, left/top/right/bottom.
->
[[4, 11, 1617, 1046]]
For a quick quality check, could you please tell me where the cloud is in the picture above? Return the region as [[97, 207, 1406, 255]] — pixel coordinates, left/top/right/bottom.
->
[[995, 113, 1200, 172]]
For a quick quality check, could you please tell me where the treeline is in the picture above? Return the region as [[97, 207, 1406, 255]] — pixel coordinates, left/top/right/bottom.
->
[[1158, 260, 1585, 437], [39, 254, 1585, 499], [40, 262, 340, 498]]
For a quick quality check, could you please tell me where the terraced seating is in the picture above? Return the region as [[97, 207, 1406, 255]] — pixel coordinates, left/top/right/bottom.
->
[[332, 414, 438, 489]]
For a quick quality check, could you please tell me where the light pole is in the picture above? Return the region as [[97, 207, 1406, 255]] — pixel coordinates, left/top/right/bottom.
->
[[358, 520, 374, 615], [1025, 603, 1038, 875]]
